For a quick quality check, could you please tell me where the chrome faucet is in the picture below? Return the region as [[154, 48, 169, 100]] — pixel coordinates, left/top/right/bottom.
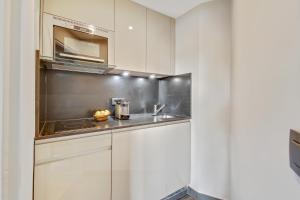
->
[[152, 104, 166, 116]]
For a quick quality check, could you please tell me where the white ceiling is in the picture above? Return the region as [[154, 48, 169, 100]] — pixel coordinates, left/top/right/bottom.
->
[[131, 0, 213, 18]]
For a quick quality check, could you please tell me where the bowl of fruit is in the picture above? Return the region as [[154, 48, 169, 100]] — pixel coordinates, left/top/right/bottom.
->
[[93, 109, 111, 122]]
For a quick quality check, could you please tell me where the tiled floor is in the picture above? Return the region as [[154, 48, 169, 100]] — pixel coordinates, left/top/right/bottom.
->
[[179, 195, 194, 200]]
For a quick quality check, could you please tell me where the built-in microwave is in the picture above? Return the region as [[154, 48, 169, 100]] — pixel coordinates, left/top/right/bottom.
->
[[41, 13, 114, 65]]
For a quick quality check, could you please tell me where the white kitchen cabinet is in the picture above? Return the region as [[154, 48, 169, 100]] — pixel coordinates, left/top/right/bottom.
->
[[146, 9, 175, 75], [43, 0, 114, 30], [165, 122, 191, 195], [112, 122, 191, 200], [115, 0, 147, 72], [34, 133, 112, 200]]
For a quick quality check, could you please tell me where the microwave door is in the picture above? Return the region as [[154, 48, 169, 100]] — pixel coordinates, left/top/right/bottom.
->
[[53, 26, 108, 64], [58, 53, 105, 63]]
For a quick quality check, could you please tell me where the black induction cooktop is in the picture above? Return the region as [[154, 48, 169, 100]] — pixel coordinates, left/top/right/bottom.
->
[[53, 118, 98, 132]]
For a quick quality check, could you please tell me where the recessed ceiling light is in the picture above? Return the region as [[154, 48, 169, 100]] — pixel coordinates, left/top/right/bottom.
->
[[173, 77, 181, 82], [137, 77, 145, 82], [149, 74, 156, 79], [128, 26, 133, 30], [113, 75, 120, 80], [122, 71, 130, 77]]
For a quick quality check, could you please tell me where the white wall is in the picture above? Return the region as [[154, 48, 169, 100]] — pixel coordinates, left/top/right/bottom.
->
[[176, 0, 231, 199], [230, 0, 300, 199], [0, 0, 4, 197]]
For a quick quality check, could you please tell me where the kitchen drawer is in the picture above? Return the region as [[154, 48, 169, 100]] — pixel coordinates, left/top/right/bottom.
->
[[35, 133, 111, 165]]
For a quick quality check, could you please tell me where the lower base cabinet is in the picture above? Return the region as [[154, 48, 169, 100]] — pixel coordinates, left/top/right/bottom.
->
[[34, 122, 190, 200], [112, 122, 191, 200], [34, 133, 112, 200]]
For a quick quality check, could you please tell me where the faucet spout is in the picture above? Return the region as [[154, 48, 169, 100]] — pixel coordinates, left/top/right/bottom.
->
[[152, 104, 166, 116]]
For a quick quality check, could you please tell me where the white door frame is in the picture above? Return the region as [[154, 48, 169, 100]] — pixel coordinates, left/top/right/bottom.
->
[[18, 0, 36, 198], [1, 0, 35, 200]]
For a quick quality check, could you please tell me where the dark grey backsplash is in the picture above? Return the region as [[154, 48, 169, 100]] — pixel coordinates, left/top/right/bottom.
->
[[41, 70, 191, 121], [40, 69, 47, 126], [159, 74, 191, 117], [45, 70, 158, 120]]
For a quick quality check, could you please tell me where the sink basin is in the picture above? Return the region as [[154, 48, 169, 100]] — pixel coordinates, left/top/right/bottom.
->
[[157, 114, 176, 119], [153, 114, 177, 121]]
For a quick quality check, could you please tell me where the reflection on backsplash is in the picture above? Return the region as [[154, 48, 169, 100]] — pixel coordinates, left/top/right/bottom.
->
[[45, 71, 158, 120], [41, 70, 191, 121], [159, 74, 191, 117]]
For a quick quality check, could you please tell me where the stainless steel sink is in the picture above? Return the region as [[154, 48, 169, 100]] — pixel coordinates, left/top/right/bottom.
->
[[158, 114, 176, 119], [154, 114, 177, 121]]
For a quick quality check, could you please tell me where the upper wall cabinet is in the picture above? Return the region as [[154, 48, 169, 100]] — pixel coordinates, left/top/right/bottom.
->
[[43, 0, 115, 31], [146, 10, 175, 75], [115, 0, 147, 72]]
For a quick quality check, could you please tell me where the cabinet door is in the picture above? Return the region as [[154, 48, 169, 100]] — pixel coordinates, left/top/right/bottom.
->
[[112, 122, 190, 200], [115, 0, 146, 72], [43, 0, 114, 30], [112, 126, 168, 200], [165, 122, 191, 194], [34, 134, 112, 200], [146, 10, 173, 75]]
